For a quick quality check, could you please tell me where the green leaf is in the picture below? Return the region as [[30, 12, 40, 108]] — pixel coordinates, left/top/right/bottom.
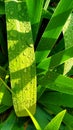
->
[[44, 0, 50, 10], [26, 0, 44, 42], [1, 111, 16, 130], [39, 91, 73, 108], [38, 71, 73, 95], [37, 45, 73, 73], [42, 9, 52, 20], [0, 110, 24, 130], [0, 78, 12, 106], [0, 105, 10, 114], [5, 0, 36, 117], [12, 117, 24, 130], [24, 106, 42, 130], [63, 12, 73, 75], [44, 110, 66, 130], [0, 66, 6, 79], [34, 106, 51, 129], [40, 103, 73, 129], [36, 0, 73, 63]]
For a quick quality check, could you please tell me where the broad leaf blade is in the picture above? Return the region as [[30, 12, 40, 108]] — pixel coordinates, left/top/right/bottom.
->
[[5, 1, 36, 117]]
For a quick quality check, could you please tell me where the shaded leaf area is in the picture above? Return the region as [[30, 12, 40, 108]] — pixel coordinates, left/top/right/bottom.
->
[[0, 111, 25, 130], [39, 91, 73, 108]]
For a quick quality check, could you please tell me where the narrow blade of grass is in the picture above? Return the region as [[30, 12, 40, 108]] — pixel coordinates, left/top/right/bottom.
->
[[24, 106, 41, 130], [44, 110, 66, 130], [0, 78, 12, 106], [44, 0, 50, 10]]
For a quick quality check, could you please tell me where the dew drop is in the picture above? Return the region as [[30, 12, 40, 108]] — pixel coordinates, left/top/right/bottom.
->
[[29, 44, 33, 48], [31, 57, 34, 61], [27, 55, 30, 58], [16, 59, 17, 62], [31, 98, 34, 103], [25, 88, 28, 91], [23, 52, 25, 56], [30, 81, 32, 85]]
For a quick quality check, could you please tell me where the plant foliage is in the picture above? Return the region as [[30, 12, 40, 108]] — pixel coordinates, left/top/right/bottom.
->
[[0, 0, 73, 130]]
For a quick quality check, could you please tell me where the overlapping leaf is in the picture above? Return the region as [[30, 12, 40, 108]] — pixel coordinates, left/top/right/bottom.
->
[[37, 45, 73, 73], [36, 0, 73, 63], [38, 71, 73, 95]]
